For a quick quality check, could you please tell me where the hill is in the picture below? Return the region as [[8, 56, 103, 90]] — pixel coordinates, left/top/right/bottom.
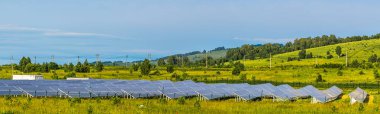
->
[[241, 38, 380, 68]]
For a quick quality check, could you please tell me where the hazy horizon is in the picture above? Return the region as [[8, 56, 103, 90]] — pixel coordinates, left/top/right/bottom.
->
[[1, 0, 380, 64]]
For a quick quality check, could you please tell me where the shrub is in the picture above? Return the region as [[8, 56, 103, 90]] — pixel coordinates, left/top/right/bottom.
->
[[87, 105, 94, 114], [158, 98, 167, 104], [216, 71, 221, 75], [111, 97, 121, 105], [337, 70, 343, 76], [331, 105, 338, 113], [374, 69, 380, 79], [358, 104, 364, 112], [239, 74, 247, 80], [150, 70, 161, 75], [315, 73, 325, 82], [177, 97, 186, 105], [194, 100, 201, 109], [166, 65, 174, 73], [359, 71, 365, 75]]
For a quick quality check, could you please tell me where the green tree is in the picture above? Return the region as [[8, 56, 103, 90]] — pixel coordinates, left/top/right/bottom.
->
[[157, 59, 166, 66], [166, 65, 174, 73], [232, 62, 244, 75], [95, 61, 104, 72], [335, 46, 342, 57], [167, 56, 177, 66], [298, 49, 307, 59], [374, 69, 380, 79], [368, 54, 378, 63], [140, 59, 152, 75]]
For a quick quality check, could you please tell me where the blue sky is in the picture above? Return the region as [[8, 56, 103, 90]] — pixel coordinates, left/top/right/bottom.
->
[[1, 0, 380, 64]]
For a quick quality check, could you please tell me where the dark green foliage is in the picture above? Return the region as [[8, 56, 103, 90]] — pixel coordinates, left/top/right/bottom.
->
[[359, 70, 365, 75], [331, 105, 338, 113], [216, 71, 221, 75], [94, 61, 104, 72], [140, 59, 152, 75], [132, 63, 139, 71], [226, 34, 380, 61], [177, 97, 186, 105], [51, 71, 59, 80], [157, 59, 166, 66], [373, 69, 380, 79], [337, 70, 343, 76], [232, 62, 245, 76], [158, 98, 167, 104], [315, 63, 343, 68], [315, 73, 325, 82], [87, 105, 93, 114], [358, 104, 364, 112], [166, 65, 174, 73], [350, 59, 361, 68], [298, 49, 307, 59], [239, 74, 247, 80], [335, 46, 342, 57], [167, 56, 178, 65], [111, 97, 121, 105], [368, 54, 378, 63], [75, 60, 90, 73], [64, 72, 76, 79], [150, 70, 161, 75], [194, 100, 201, 109]]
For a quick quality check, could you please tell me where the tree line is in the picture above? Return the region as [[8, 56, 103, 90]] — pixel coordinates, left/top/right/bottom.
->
[[226, 34, 380, 61]]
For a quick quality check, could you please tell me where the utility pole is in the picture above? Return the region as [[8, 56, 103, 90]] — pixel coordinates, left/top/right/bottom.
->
[[10, 56, 14, 75], [77, 56, 80, 63], [96, 54, 100, 65], [34, 56, 37, 64], [243, 55, 246, 65], [346, 50, 348, 67], [205, 51, 208, 69], [181, 56, 184, 68], [269, 53, 272, 69], [125, 55, 128, 68], [51, 55, 55, 63]]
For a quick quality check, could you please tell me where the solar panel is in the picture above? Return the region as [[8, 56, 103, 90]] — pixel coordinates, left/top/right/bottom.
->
[[349, 87, 367, 104]]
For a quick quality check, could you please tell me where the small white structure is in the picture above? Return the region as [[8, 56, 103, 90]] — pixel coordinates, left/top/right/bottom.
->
[[349, 87, 368, 104], [12, 75, 44, 80], [66, 77, 90, 80]]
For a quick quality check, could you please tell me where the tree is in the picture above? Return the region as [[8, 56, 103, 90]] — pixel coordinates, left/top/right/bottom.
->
[[140, 59, 152, 75], [350, 59, 360, 68], [157, 59, 166, 66], [335, 46, 342, 57], [374, 69, 380, 79], [315, 73, 324, 82], [368, 54, 378, 63], [167, 56, 177, 66], [95, 61, 104, 72], [298, 49, 307, 59], [232, 62, 244, 75], [166, 65, 174, 73]]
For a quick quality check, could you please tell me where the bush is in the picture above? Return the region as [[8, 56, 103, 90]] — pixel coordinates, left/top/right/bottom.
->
[[232, 67, 241, 76], [87, 105, 94, 114], [150, 70, 161, 75], [166, 65, 174, 73], [315, 73, 325, 82], [111, 97, 121, 105], [158, 98, 167, 104], [337, 70, 343, 76], [239, 74, 247, 80], [359, 71, 365, 75], [374, 69, 380, 79], [358, 104, 365, 112], [216, 71, 221, 75], [177, 97, 186, 105], [194, 100, 201, 109]]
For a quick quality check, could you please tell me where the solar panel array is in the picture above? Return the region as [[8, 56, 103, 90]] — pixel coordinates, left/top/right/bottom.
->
[[0, 80, 343, 103], [349, 87, 368, 104]]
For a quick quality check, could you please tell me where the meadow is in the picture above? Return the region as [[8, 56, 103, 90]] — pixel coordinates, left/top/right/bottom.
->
[[0, 91, 379, 114]]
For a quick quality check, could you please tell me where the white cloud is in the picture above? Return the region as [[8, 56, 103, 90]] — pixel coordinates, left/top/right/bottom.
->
[[0, 24, 121, 38], [122, 49, 168, 54], [233, 37, 293, 43]]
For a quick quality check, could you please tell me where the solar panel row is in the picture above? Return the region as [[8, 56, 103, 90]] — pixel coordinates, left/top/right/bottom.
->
[[0, 80, 343, 103]]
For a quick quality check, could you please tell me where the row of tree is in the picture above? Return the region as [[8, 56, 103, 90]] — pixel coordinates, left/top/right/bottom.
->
[[226, 34, 380, 61], [16, 57, 104, 73]]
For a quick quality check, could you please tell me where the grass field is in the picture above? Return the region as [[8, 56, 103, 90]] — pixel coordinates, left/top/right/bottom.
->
[[0, 90, 379, 114]]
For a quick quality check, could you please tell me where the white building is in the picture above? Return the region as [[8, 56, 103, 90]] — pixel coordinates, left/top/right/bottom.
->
[[12, 75, 44, 80], [349, 87, 368, 104], [66, 77, 91, 80]]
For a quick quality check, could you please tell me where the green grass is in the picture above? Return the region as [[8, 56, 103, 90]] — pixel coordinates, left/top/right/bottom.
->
[[0, 92, 379, 114]]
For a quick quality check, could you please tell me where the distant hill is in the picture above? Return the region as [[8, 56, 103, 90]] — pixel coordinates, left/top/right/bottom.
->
[[240, 38, 380, 68]]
